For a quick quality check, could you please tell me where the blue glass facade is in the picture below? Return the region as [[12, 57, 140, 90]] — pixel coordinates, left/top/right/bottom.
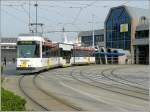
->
[[106, 7, 131, 50]]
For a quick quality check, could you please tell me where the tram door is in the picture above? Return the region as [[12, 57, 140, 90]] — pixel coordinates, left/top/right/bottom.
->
[[60, 48, 71, 64]]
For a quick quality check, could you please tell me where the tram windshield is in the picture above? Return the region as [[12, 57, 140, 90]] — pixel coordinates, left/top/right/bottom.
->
[[17, 41, 40, 58]]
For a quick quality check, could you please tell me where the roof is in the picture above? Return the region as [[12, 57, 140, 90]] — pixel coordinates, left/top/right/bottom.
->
[[78, 29, 104, 37], [19, 33, 43, 37], [1, 38, 17, 43], [125, 5, 149, 20], [105, 5, 149, 24]]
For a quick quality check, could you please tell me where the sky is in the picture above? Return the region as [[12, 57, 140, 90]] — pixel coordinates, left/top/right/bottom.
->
[[1, 0, 149, 42]]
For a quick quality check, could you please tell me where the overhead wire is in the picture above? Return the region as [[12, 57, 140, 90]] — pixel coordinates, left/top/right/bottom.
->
[[0, 0, 134, 37], [70, 0, 99, 32], [1, 8, 28, 24], [37, 6, 82, 32]]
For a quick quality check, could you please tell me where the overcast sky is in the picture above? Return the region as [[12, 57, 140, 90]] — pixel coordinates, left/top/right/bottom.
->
[[1, 0, 149, 42]]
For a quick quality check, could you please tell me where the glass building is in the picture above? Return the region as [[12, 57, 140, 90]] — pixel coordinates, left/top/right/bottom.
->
[[105, 5, 149, 64], [105, 6, 131, 50]]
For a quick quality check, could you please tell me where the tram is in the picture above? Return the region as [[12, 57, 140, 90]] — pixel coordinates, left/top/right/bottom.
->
[[71, 46, 95, 65], [16, 34, 95, 73]]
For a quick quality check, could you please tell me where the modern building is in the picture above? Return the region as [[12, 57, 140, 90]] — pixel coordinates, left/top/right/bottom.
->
[[133, 24, 149, 64], [104, 5, 149, 64], [78, 29, 104, 48], [1, 38, 17, 62]]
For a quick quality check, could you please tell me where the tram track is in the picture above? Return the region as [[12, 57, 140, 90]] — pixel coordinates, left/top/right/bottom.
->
[[82, 71, 148, 95], [110, 68, 148, 87], [33, 73, 83, 111], [101, 68, 148, 91], [18, 65, 148, 111], [70, 68, 148, 101], [18, 75, 49, 111], [41, 66, 148, 100], [18, 73, 83, 111], [84, 67, 148, 92]]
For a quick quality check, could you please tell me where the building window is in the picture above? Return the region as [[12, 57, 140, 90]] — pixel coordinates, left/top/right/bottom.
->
[[136, 30, 149, 38]]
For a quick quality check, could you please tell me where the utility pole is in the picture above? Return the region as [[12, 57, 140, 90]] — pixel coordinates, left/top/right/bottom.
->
[[34, 1, 38, 34], [0, 0, 1, 40], [29, 0, 31, 32], [149, 0, 150, 65], [92, 14, 95, 48]]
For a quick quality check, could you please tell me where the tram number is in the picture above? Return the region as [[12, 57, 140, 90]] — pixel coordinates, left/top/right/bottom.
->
[[21, 61, 28, 67]]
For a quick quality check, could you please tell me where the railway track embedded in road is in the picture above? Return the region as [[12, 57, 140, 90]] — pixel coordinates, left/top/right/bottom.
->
[[18, 66, 148, 111], [110, 68, 148, 87], [82, 71, 148, 95], [70, 69, 148, 101], [100, 68, 148, 91], [18, 73, 83, 111], [83, 67, 148, 93], [18, 75, 50, 111], [33, 74, 83, 111]]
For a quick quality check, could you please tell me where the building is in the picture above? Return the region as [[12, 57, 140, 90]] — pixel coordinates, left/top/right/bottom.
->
[[104, 5, 149, 64], [133, 24, 149, 64], [1, 38, 17, 62], [78, 29, 104, 48]]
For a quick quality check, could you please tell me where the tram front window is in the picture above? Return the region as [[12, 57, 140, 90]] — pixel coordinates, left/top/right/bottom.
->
[[17, 41, 40, 58]]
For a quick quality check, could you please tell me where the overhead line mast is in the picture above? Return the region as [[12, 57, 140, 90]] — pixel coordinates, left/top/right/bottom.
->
[[34, 0, 38, 34], [29, 0, 31, 32]]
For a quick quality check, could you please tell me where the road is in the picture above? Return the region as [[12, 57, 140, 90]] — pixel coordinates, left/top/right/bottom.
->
[[2, 63, 18, 76], [2, 64, 149, 111]]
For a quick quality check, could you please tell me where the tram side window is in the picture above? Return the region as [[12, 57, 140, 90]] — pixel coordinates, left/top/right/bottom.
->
[[60, 48, 65, 59], [42, 45, 51, 58], [71, 49, 74, 57], [42, 45, 46, 58], [49, 47, 59, 57], [35, 44, 40, 57], [74, 50, 94, 57]]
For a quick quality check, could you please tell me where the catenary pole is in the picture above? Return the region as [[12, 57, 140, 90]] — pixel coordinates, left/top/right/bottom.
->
[[92, 14, 95, 48], [29, 0, 31, 32], [34, 0, 38, 34]]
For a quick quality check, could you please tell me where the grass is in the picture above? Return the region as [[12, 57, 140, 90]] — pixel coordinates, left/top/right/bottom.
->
[[1, 88, 26, 111]]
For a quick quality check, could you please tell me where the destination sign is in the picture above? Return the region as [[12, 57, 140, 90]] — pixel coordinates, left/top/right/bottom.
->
[[18, 41, 38, 45]]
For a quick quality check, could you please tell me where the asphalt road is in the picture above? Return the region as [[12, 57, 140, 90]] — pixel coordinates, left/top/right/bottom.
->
[[2, 65, 149, 111], [2, 63, 18, 76]]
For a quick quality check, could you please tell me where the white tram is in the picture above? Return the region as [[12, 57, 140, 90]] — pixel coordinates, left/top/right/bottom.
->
[[16, 34, 95, 73], [71, 46, 95, 65]]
